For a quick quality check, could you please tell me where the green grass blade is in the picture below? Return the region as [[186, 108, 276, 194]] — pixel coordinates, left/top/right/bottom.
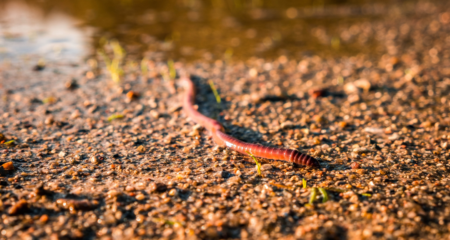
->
[[168, 59, 176, 80], [309, 187, 317, 204], [108, 113, 124, 122], [141, 58, 148, 76], [111, 40, 125, 60], [318, 188, 328, 203], [4, 140, 15, 146], [245, 151, 261, 176], [302, 179, 307, 189], [208, 80, 221, 104]]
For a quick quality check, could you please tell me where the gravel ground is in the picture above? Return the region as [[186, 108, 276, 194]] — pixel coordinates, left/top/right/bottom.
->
[[1, 4, 450, 240]]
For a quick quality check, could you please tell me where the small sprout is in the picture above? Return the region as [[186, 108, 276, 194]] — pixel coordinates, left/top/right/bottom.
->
[[361, 193, 372, 197], [309, 187, 318, 205], [331, 36, 340, 50], [110, 40, 125, 59], [302, 179, 307, 189], [98, 39, 125, 83], [318, 188, 328, 203], [208, 80, 221, 104], [337, 76, 344, 85], [246, 151, 262, 177], [4, 140, 15, 146], [141, 58, 148, 76], [107, 113, 124, 122], [224, 48, 233, 61], [167, 59, 176, 80], [42, 96, 57, 104]]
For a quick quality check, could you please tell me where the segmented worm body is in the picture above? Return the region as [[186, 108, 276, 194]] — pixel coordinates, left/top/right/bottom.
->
[[182, 77, 320, 168]]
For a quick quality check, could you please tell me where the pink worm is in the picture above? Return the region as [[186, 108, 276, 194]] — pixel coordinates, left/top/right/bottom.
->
[[181, 77, 320, 168]]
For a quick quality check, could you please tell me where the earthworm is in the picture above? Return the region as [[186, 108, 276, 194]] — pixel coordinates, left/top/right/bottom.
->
[[181, 76, 320, 168]]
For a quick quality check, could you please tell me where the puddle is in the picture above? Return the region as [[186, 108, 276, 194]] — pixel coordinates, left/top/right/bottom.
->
[[0, 2, 90, 62], [0, 0, 443, 62]]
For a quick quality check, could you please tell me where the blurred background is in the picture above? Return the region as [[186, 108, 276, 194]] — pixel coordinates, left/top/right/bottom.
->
[[0, 0, 446, 62]]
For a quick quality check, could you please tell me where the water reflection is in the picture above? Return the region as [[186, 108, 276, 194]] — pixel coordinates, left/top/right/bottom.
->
[[0, 0, 439, 62], [0, 2, 89, 62]]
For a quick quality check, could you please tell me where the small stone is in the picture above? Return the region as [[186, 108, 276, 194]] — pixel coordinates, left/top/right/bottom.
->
[[261, 164, 273, 170], [40, 214, 49, 223], [249, 68, 258, 77], [280, 121, 294, 129], [168, 189, 177, 196], [350, 195, 359, 203], [228, 176, 242, 185], [136, 145, 146, 153], [150, 110, 160, 118], [214, 171, 230, 178], [148, 182, 167, 193], [351, 162, 360, 169], [135, 194, 145, 201], [9, 199, 29, 215], [313, 137, 321, 145], [65, 79, 78, 90], [90, 155, 103, 165], [354, 79, 371, 92], [204, 227, 219, 239], [58, 151, 67, 158], [126, 91, 139, 101], [2, 162, 14, 171], [45, 116, 54, 125], [71, 110, 81, 119], [309, 88, 327, 99], [107, 190, 122, 198]]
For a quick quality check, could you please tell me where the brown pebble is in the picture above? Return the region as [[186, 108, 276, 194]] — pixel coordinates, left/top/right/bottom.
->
[[148, 182, 167, 193], [126, 91, 139, 101], [309, 88, 327, 98], [339, 121, 347, 128], [9, 199, 29, 215], [45, 116, 54, 125], [136, 145, 146, 153], [2, 162, 14, 171], [65, 79, 78, 90], [40, 214, 49, 223], [90, 155, 103, 165], [136, 194, 145, 200], [351, 162, 360, 169]]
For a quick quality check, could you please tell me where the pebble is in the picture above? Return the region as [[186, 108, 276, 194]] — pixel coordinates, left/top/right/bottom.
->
[[2, 162, 14, 171], [9, 200, 29, 215]]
